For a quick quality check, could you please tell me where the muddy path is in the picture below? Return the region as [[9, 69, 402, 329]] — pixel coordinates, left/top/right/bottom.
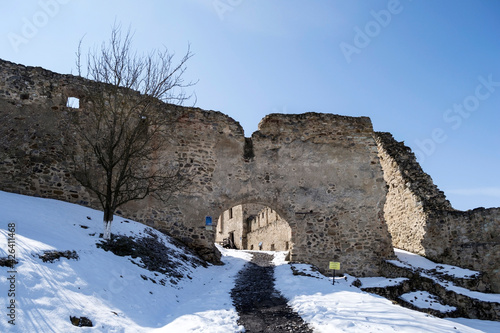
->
[[231, 252, 313, 332]]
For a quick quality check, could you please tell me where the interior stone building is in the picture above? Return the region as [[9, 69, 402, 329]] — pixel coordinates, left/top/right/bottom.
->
[[215, 204, 261, 249], [216, 205, 291, 251]]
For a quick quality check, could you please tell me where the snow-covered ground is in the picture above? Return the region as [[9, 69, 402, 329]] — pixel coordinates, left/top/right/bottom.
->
[[1, 190, 500, 332], [390, 249, 500, 304], [400, 291, 457, 313], [0, 191, 246, 332], [273, 260, 500, 332]]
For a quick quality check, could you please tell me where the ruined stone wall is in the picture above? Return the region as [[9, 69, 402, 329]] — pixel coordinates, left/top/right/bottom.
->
[[0, 59, 222, 262], [375, 132, 500, 291], [374, 132, 451, 255], [432, 208, 500, 285], [114, 105, 242, 262], [247, 206, 291, 251], [0, 60, 94, 206], [0, 58, 395, 276], [249, 206, 280, 232], [216, 205, 244, 249], [215, 204, 292, 251], [245, 113, 394, 275], [216, 204, 263, 249], [215, 204, 270, 250]]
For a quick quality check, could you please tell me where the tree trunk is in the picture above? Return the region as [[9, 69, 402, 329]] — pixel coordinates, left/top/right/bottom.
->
[[102, 207, 114, 240], [103, 219, 112, 240]]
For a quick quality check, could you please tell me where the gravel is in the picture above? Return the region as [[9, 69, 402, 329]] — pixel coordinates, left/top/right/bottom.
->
[[231, 252, 314, 332]]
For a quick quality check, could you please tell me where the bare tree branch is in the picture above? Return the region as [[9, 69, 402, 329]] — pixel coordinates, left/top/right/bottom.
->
[[66, 23, 195, 239]]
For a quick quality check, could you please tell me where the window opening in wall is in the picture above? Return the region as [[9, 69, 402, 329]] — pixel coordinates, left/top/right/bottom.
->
[[215, 204, 292, 253], [67, 97, 80, 108]]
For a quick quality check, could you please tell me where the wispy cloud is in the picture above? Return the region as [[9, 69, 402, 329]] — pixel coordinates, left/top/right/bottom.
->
[[446, 187, 500, 198]]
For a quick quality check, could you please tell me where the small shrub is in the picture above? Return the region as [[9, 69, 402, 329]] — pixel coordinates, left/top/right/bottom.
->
[[38, 250, 79, 263], [70, 316, 93, 327], [0, 257, 17, 268]]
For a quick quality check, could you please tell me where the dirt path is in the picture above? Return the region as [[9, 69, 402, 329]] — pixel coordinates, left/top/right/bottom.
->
[[231, 252, 313, 332]]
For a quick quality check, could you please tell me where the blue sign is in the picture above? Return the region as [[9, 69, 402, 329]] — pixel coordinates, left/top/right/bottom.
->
[[205, 216, 213, 226]]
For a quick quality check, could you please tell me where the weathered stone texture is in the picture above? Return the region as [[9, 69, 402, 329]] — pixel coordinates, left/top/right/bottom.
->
[[247, 206, 292, 251], [375, 132, 500, 291], [3, 58, 500, 297], [373, 261, 500, 320], [0, 58, 395, 276], [216, 204, 260, 249], [375, 132, 443, 255], [0, 64, 94, 206], [216, 204, 291, 251]]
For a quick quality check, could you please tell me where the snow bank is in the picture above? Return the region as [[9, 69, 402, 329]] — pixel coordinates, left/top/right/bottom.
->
[[2, 191, 500, 332], [391, 248, 500, 303], [274, 263, 500, 333], [0, 191, 245, 332], [400, 291, 457, 313]]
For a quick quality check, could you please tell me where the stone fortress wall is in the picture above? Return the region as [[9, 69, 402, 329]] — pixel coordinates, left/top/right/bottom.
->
[[0, 59, 394, 277], [1, 58, 498, 289], [0, 60, 94, 205], [375, 132, 500, 291], [216, 205, 244, 249], [0, 59, 227, 262]]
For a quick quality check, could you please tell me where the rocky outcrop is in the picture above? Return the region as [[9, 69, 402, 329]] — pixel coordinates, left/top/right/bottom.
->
[[375, 132, 500, 292], [363, 260, 500, 321]]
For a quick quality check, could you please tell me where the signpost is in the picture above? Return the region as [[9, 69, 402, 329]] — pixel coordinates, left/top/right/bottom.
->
[[205, 216, 213, 231], [329, 262, 340, 285]]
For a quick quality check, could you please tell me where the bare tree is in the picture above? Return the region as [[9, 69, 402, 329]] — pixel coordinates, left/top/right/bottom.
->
[[68, 24, 195, 239]]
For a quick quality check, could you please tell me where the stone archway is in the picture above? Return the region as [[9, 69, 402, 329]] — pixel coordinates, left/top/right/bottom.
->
[[0, 60, 394, 277], [149, 110, 395, 277]]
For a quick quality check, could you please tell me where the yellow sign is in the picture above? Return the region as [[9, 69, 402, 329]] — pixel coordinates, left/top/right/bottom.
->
[[329, 262, 340, 270]]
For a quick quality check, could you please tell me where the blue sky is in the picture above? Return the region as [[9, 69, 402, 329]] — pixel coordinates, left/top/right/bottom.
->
[[2, 0, 499, 210]]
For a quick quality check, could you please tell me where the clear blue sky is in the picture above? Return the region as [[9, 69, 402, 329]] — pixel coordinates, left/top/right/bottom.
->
[[2, 0, 499, 210]]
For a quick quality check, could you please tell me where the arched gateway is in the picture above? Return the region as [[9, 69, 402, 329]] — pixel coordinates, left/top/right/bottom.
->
[[155, 110, 395, 276], [0, 59, 394, 277]]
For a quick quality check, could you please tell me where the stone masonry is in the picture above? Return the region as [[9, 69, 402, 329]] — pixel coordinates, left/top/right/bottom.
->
[[375, 132, 500, 292], [216, 204, 292, 251], [246, 206, 292, 251], [0, 59, 395, 277], [215, 204, 264, 249], [2, 58, 499, 289]]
